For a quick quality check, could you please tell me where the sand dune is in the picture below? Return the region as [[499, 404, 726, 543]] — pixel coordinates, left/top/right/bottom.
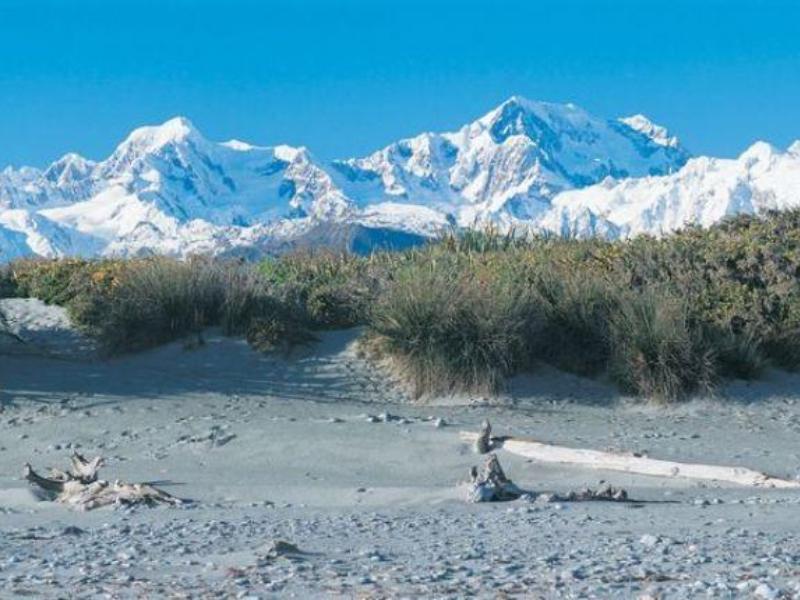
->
[[2, 299, 800, 597]]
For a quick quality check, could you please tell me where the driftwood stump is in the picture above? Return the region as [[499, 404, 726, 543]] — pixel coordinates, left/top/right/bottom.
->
[[467, 453, 523, 502], [474, 420, 492, 454], [23, 452, 184, 511]]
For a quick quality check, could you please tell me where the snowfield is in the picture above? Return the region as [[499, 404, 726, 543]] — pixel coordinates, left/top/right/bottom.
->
[[3, 96, 796, 259]]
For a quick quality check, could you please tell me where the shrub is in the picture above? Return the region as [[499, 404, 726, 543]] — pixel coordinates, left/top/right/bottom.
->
[[218, 266, 284, 335], [607, 289, 718, 402], [4, 258, 91, 304], [532, 270, 616, 376], [73, 257, 224, 353], [60, 257, 315, 355], [367, 260, 537, 397], [260, 251, 379, 328], [705, 323, 767, 380]]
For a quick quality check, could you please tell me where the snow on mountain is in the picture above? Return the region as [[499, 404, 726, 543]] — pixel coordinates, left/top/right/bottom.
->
[[0, 224, 36, 261], [89, 116, 350, 226], [0, 117, 352, 259], [0, 97, 798, 260], [0, 209, 104, 258], [539, 140, 800, 238], [331, 96, 690, 229], [619, 114, 681, 149]]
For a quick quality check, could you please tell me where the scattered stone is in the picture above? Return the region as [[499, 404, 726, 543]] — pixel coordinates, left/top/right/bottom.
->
[[560, 485, 628, 502], [61, 526, 86, 536], [754, 582, 781, 599], [260, 540, 305, 560], [178, 425, 236, 448], [639, 534, 660, 548]]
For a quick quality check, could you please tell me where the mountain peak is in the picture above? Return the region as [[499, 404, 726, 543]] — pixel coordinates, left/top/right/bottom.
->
[[43, 152, 95, 184], [496, 95, 535, 112], [480, 96, 579, 130], [493, 95, 577, 114], [7, 97, 793, 261], [122, 116, 203, 151], [739, 141, 779, 166]]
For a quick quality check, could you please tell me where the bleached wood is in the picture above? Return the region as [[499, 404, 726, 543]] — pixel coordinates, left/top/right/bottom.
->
[[69, 453, 104, 483], [460, 431, 800, 489], [23, 454, 183, 510], [475, 420, 492, 454], [467, 453, 523, 502]]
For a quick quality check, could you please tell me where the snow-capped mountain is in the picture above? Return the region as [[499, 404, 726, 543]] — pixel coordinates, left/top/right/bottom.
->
[[0, 97, 797, 260], [538, 140, 800, 238], [0, 117, 353, 258], [333, 96, 689, 228]]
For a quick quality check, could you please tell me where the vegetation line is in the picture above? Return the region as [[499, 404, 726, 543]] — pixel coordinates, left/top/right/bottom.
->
[[2, 211, 799, 403]]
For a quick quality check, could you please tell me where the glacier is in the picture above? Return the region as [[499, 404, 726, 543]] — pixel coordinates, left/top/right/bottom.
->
[[0, 97, 798, 260]]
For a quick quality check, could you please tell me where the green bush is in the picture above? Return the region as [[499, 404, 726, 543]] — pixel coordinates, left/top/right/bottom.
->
[[259, 251, 380, 328], [367, 259, 537, 397], [3, 258, 92, 304], [532, 270, 616, 376], [607, 289, 718, 402], [53, 257, 313, 356], [74, 257, 226, 353], [705, 324, 767, 380]]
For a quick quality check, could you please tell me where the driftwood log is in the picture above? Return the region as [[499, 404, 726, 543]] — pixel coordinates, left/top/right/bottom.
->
[[461, 430, 800, 489], [23, 452, 184, 510]]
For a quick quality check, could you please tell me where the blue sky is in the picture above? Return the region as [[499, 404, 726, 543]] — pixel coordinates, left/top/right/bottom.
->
[[0, 0, 799, 167]]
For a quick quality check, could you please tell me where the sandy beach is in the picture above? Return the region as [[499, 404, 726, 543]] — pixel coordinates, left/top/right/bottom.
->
[[2, 299, 800, 598]]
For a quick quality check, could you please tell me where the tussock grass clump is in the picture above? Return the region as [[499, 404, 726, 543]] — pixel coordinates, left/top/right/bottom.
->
[[80, 257, 228, 353], [607, 290, 717, 402], [1, 258, 95, 304], [246, 316, 319, 354], [368, 259, 537, 397], [260, 251, 382, 329], [532, 271, 616, 376], [30, 256, 315, 355], [706, 324, 767, 380]]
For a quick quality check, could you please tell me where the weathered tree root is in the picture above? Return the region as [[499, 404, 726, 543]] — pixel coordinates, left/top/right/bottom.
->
[[474, 420, 493, 454], [23, 452, 184, 511], [467, 454, 630, 502], [467, 453, 524, 502], [466, 453, 631, 504]]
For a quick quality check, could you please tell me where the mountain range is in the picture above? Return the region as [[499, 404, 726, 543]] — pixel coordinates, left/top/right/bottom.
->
[[1, 96, 798, 260]]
